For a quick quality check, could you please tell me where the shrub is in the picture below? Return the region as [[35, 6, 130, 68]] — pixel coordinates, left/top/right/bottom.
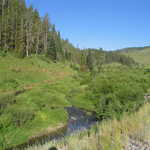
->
[[87, 68, 150, 120], [6, 105, 35, 127], [0, 93, 16, 113]]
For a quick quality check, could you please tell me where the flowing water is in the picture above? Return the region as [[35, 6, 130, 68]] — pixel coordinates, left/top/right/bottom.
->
[[66, 106, 97, 135]]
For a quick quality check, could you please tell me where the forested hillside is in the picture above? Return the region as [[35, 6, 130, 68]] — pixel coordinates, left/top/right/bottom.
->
[[0, 0, 136, 69]]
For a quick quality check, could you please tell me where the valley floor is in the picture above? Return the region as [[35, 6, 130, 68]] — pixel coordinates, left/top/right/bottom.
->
[[1, 55, 150, 150]]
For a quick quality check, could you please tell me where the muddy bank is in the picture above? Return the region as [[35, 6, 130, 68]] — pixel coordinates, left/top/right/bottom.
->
[[5, 124, 67, 150]]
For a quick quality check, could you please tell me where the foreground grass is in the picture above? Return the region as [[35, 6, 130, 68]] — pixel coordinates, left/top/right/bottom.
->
[[26, 102, 150, 150]]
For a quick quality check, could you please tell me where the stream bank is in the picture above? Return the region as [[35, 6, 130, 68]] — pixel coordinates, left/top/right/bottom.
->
[[6, 106, 97, 150]]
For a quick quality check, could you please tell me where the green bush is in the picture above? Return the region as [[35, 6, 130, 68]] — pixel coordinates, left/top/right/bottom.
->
[[0, 93, 16, 113], [87, 68, 150, 120], [6, 105, 35, 127], [0, 50, 7, 57]]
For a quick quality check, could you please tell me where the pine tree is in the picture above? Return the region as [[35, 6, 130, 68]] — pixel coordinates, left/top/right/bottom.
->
[[32, 9, 41, 55], [86, 50, 96, 71], [47, 25, 57, 61], [43, 14, 50, 54]]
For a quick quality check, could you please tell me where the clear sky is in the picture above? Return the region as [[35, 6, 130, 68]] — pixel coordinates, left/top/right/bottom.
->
[[26, 0, 150, 50]]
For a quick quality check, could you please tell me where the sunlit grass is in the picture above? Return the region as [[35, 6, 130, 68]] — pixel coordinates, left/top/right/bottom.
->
[[0, 55, 86, 149]]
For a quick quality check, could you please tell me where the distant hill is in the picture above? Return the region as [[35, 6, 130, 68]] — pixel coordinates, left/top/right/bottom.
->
[[117, 46, 150, 66], [117, 46, 150, 52]]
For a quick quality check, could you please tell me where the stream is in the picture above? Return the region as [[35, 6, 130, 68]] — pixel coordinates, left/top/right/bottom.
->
[[66, 106, 97, 135]]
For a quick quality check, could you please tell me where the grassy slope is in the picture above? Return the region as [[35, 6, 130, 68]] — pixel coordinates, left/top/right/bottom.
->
[[120, 47, 150, 66], [0, 55, 94, 149], [25, 61, 150, 150], [26, 102, 150, 150]]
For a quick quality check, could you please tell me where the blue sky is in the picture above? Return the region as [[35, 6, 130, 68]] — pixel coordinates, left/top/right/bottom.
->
[[26, 0, 150, 50]]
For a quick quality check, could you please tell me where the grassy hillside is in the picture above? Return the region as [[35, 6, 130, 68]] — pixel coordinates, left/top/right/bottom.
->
[[1, 53, 150, 150], [118, 47, 150, 66], [26, 101, 150, 150], [0, 55, 95, 149]]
